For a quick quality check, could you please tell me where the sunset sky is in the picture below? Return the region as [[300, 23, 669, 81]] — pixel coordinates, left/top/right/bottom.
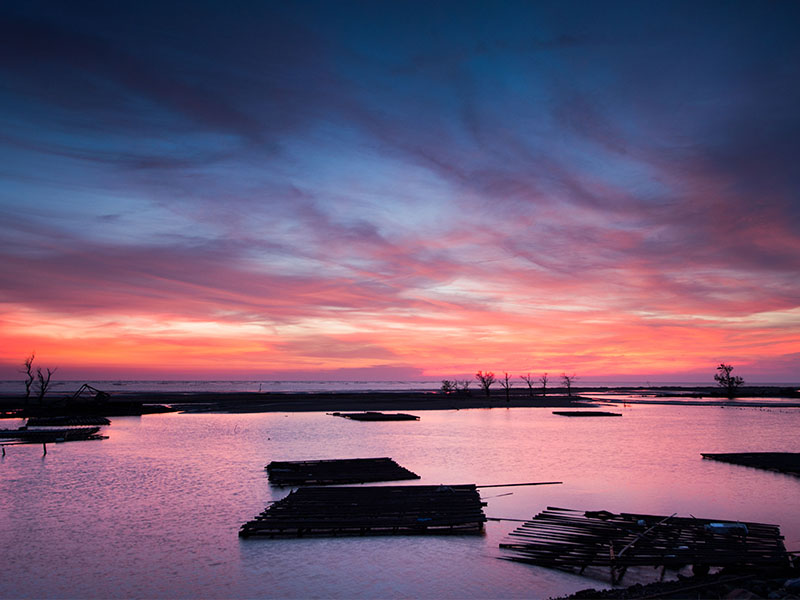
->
[[1, 1, 798, 382]]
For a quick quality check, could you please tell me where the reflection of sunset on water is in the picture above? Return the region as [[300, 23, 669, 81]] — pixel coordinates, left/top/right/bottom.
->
[[1, 406, 799, 598]]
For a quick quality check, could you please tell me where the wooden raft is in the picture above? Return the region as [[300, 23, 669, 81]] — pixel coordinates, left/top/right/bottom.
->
[[702, 453, 800, 477], [239, 484, 487, 538], [26, 415, 111, 427], [500, 507, 788, 584], [266, 457, 421, 486], [552, 411, 622, 417], [0, 427, 105, 443], [332, 411, 420, 421]]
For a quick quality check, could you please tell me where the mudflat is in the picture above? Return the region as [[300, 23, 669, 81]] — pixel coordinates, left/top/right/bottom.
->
[[141, 390, 597, 413], [2, 385, 797, 415], [0, 390, 596, 415]]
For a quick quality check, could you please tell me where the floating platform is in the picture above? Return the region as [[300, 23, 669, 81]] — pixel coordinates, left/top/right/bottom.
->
[[332, 411, 420, 421], [266, 457, 421, 486], [702, 452, 800, 477], [500, 507, 788, 584], [26, 415, 111, 427], [552, 411, 622, 417], [239, 484, 487, 538], [0, 426, 105, 443]]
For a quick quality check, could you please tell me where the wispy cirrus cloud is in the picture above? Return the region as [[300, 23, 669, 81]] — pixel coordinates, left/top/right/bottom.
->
[[1, 0, 798, 380]]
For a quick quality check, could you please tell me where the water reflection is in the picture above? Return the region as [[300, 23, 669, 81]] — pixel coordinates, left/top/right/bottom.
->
[[0, 405, 798, 598]]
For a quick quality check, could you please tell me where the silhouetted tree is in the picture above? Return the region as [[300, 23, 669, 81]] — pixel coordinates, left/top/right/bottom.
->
[[519, 373, 535, 396], [499, 372, 512, 403], [35, 366, 57, 404], [441, 380, 456, 394], [22, 353, 35, 401], [456, 379, 472, 395], [539, 373, 549, 396], [561, 373, 577, 396], [475, 370, 496, 397], [714, 363, 744, 399]]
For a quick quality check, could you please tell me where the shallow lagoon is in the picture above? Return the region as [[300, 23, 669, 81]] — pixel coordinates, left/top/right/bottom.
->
[[2, 404, 799, 598]]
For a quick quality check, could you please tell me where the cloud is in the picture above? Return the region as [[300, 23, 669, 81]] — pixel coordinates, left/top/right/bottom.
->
[[1, 1, 799, 380]]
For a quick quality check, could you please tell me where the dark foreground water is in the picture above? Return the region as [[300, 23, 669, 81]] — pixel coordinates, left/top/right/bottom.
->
[[2, 404, 799, 599]]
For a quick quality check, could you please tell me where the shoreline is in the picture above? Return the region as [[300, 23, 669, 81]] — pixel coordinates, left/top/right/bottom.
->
[[0, 390, 597, 416], [2, 386, 799, 416]]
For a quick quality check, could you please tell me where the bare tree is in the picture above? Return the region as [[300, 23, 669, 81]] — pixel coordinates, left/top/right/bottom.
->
[[35, 367, 57, 404], [22, 353, 35, 401], [456, 379, 472, 395], [440, 380, 456, 394], [475, 370, 496, 397], [539, 372, 549, 396], [714, 363, 744, 399], [561, 373, 577, 396], [519, 373, 535, 397], [499, 372, 512, 403]]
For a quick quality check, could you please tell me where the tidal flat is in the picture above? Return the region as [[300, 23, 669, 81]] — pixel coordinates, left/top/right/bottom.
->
[[2, 401, 799, 598]]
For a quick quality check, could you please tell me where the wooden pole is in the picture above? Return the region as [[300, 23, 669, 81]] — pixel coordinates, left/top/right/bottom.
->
[[617, 513, 676, 558], [42, 442, 47, 456]]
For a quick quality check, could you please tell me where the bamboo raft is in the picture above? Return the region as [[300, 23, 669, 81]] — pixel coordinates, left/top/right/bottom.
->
[[26, 415, 111, 427], [500, 507, 788, 584], [702, 453, 800, 477], [266, 457, 421, 486], [240, 484, 487, 538], [331, 411, 420, 421], [0, 427, 105, 443], [552, 411, 622, 417]]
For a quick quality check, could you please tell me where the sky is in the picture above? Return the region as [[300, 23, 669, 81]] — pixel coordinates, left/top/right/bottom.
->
[[1, 0, 799, 382]]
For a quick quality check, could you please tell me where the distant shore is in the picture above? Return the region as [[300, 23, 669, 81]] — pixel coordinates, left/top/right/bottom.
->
[[159, 391, 600, 413], [1, 385, 798, 416], [0, 390, 597, 415]]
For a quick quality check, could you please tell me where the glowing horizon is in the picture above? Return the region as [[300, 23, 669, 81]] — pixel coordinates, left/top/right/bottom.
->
[[1, 2, 799, 382]]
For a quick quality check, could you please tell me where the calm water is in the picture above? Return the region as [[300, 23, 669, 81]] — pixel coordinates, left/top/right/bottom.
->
[[2, 404, 799, 599], [2, 379, 797, 395]]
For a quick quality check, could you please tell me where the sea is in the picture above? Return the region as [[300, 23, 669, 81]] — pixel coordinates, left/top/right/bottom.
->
[[1, 378, 798, 395], [1, 383, 799, 598]]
